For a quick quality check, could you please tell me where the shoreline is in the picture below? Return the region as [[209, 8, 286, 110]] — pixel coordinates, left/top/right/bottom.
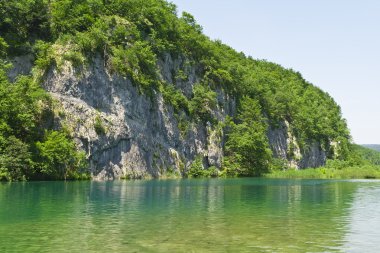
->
[[2, 166, 380, 182]]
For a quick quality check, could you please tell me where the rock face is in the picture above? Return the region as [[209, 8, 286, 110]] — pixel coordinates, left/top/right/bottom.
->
[[8, 55, 34, 82], [10, 54, 329, 179], [41, 55, 236, 179], [267, 121, 326, 169]]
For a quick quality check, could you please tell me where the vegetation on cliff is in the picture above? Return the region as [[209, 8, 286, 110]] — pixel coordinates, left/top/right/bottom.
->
[[0, 0, 357, 180], [0, 12, 87, 180], [0, 58, 87, 181], [266, 144, 380, 179]]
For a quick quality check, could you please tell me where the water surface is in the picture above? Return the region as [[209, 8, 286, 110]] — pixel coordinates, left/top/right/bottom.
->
[[0, 178, 379, 252]]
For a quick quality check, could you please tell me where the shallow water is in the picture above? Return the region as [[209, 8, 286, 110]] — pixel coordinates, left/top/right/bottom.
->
[[0, 178, 379, 252]]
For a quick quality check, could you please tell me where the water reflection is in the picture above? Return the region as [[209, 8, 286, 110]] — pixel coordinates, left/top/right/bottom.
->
[[0, 179, 379, 252], [343, 181, 380, 252]]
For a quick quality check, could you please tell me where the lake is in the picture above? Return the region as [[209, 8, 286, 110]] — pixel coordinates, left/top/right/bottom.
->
[[1, 178, 379, 252]]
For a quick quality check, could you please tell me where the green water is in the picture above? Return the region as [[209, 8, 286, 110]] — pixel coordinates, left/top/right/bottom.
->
[[1, 179, 379, 252]]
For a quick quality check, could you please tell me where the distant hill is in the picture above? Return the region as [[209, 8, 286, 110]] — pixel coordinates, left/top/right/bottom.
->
[[361, 145, 380, 152], [353, 145, 380, 165]]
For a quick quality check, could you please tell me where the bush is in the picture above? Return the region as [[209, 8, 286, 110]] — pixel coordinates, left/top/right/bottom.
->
[[110, 41, 158, 93], [207, 166, 219, 177], [187, 156, 204, 178], [225, 96, 272, 176], [160, 83, 189, 113], [62, 50, 85, 68], [33, 40, 56, 73], [0, 37, 8, 58], [270, 158, 289, 172], [94, 115, 106, 135], [36, 131, 87, 180], [189, 84, 217, 122], [188, 156, 220, 178], [0, 136, 31, 181], [265, 166, 380, 179]]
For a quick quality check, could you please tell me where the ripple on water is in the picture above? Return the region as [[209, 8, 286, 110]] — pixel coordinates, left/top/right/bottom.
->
[[0, 179, 379, 252]]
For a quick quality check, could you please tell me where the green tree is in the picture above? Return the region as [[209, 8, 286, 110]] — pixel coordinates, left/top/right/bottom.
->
[[110, 41, 157, 93], [160, 83, 189, 113], [0, 37, 8, 58], [0, 136, 32, 181], [0, 0, 51, 53], [225, 97, 272, 176], [189, 84, 217, 122], [36, 131, 87, 180]]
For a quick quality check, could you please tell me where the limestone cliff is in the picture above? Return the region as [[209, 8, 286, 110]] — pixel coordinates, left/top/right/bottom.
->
[[18, 54, 329, 179], [0, 0, 351, 180]]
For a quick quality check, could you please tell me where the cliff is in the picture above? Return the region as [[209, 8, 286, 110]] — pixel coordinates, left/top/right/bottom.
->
[[1, 0, 351, 180], [12, 53, 331, 179]]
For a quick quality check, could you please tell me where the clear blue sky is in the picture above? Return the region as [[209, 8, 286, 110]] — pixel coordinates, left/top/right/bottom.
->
[[170, 0, 380, 144]]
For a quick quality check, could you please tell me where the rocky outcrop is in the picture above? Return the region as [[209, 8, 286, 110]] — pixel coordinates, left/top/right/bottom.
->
[[8, 54, 34, 82], [9, 54, 329, 179], [267, 120, 327, 169], [40, 55, 235, 179]]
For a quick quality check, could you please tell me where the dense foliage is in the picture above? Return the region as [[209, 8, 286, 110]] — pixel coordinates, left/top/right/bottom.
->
[[224, 97, 272, 176], [326, 144, 380, 168], [267, 145, 380, 179], [0, 0, 353, 179], [266, 166, 380, 179], [0, 39, 87, 181]]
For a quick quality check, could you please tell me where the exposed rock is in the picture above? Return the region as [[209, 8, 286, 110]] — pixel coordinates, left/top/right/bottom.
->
[[7, 54, 34, 81], [299, 142, 326, 168], [32, 54, 329, 179], [206, 125, 223, 168], [267, 120, 326, 169], [41, 56, 232, 179]]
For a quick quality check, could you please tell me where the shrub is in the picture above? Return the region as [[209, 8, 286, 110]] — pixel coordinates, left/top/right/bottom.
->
[[33, 40, 55, 73], [189, 84, 217, 122], [110, 41, 158, 93], [94, 115, 106, 135], [0, 136, 31, 181], [188, 156, 220, 178], [187, 156, 204, 178], [62, 50, 85, 68], [160, 83, 189, 113], [36, 130, 87, 180], [225, 96, 272, 176]]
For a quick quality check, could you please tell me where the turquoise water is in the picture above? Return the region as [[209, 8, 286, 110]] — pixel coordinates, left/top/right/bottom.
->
[[0, 178, 379, 252]]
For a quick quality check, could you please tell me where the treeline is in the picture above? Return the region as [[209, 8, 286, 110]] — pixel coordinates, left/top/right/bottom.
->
[[0, 0, 352, 179]]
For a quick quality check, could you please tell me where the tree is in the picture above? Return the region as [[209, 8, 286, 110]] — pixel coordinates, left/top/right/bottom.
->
[[0, 0, 51, 53], [225, 96, 272, 176], [36, 131, 87, 180], [189, 84, 217, 122], [0, 136, 31, 181], [0, 37, 8, 58]]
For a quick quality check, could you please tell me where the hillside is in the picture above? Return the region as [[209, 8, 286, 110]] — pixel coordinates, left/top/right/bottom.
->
[[361, 144, 380, 152], [0, 0, 351, 180]]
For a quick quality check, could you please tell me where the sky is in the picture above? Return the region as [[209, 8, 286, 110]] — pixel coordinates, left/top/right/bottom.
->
[[170, 0, 380, 144]]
